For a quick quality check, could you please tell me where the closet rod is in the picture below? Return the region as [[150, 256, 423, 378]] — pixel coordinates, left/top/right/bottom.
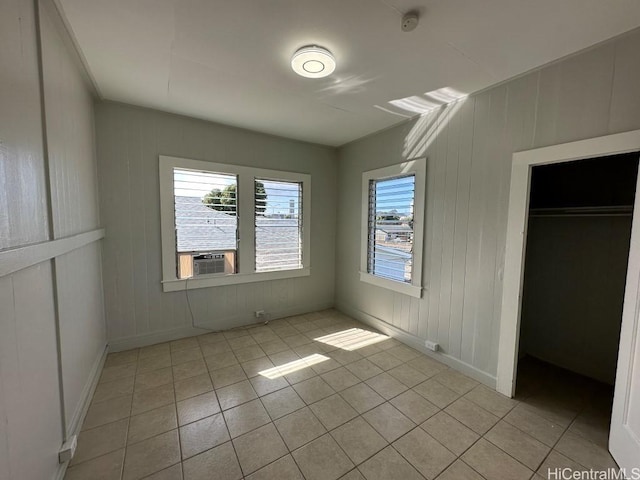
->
[[529, 205, 633, 218], [529, 212, 632, 218]]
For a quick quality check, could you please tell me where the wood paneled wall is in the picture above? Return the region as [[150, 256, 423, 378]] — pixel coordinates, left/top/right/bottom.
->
[[0, 1, 105, 479], [336, 29, 640, 384], [0, 0, 50, 249], [95, 102, 337, 348]]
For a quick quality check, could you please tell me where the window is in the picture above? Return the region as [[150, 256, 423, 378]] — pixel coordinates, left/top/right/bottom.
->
[[255, 179, 303, 272], [160, 156, 310, 292], [361, 159, 425, 298], [367, 175, 415, 282], [173, 168, 238, 279]]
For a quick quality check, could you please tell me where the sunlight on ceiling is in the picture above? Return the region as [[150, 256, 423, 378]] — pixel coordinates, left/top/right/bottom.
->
[[377, 87, 467, 118], [258, 353, 330, 379], [389, 95, 444, 115], [314, 328, 389, 351], [403, 99, 465, 159], [317, 74, 377, 95]]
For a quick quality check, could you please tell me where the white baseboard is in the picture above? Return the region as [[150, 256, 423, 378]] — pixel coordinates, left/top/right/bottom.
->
[[54, 344, 108, 480], [108, 302, 334, 352], [108, 325, 211, 353], [336, 302, 497, 389], [66, 345, 109, 436]]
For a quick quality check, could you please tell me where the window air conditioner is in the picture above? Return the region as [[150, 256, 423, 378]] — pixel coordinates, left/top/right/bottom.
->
[[193, 253, 226, 276]]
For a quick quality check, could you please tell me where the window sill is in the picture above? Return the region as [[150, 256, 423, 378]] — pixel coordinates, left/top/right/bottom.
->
[[359, 272, 423, 298], [162, 268, 310, 292]]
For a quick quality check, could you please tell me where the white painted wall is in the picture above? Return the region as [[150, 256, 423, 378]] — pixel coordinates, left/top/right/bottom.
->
[[0, 0, 50, 250], [335, 28, 640, 386], [0, 264, 62, 480], [95, 102, 337, 349], [0, 1, 105, 479], [520, 215, 631, 384], [39, 0, 106, 435], [40, 1, 100, 239]]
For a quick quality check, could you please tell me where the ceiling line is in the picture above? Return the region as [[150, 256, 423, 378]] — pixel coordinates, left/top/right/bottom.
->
[[377, 0, 405, 16], [442, 39, 500, 82]]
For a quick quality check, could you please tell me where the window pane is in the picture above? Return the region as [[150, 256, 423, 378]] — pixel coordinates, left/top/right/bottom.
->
[[368, 175, 415, 283], [173, 168, 237, 278], [255, 179, 302, 272]]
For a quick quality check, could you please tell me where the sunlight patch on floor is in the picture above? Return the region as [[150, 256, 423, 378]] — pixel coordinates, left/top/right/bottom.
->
[[314, 328, 389, 351], [258, 353, 330, 379]]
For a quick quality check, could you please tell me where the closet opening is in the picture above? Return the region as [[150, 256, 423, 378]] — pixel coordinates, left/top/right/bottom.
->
[[515, 151, 639, 440]]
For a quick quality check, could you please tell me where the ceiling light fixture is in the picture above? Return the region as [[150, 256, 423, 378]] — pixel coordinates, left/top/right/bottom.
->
[[291, 45, 336, 78]]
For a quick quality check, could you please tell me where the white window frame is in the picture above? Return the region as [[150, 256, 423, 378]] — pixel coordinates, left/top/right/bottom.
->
[[160, 155, 311, 292], [360, 158, 426, 298]]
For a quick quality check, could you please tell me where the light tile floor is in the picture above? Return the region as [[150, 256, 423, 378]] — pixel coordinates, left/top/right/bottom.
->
[[64, 309, 618, 480]]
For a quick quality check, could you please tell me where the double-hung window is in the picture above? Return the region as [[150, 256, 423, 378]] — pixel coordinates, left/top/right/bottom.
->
[[360, 159, 426, 298], [160, 156, 310, 291]]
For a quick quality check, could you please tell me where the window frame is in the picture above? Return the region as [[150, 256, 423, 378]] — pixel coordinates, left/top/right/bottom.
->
[[159, 155, 311, 292], [254, 177, 304, 273], [360, 158, 426, 298]]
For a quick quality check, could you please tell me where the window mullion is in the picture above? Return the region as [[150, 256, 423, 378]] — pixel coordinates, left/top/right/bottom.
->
[[237, 174, 255, 274]]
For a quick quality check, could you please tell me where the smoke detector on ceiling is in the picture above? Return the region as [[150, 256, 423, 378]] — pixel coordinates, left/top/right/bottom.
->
[[291, 46, 336, 78], [401, 12, 419, 32]]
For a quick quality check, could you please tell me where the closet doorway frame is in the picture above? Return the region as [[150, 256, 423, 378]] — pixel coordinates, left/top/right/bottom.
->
[[496, 129, 640, 397]]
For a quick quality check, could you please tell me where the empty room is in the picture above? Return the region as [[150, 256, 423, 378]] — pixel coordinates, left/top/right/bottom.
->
[[3, 1, 640, 479]]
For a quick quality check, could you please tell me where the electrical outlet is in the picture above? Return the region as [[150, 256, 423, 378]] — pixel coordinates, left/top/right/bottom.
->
[[425, 340, 440, 352], [255, 310, 265, 318]]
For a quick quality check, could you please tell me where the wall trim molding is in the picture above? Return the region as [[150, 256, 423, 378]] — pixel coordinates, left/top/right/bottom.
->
[[336, 302, 497, 389], [55, 344, 108, 480], [109, 302, 334, 352], [66, 345, 108, 437], [0, 228, 104, 277], [46, 0, 102, 97]]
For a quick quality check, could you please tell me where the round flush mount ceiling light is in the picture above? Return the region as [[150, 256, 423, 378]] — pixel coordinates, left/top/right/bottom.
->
[[291, 45, 336, 78]]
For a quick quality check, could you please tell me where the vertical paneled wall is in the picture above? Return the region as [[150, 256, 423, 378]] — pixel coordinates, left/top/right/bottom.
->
[[0, 1, 105, 479], [40, 2, 100, 239], [335, 28, 640, 385], [0, 0, 50, 249], [95, 102, 337, 347], [0, 264, 62, 480], [0, 2, 61, 478], [39, 0, 106, 431]]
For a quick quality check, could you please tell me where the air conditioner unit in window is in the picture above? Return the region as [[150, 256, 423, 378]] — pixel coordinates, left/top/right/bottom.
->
[[193, 253, 226, 276], [177, 250, 236, 279]]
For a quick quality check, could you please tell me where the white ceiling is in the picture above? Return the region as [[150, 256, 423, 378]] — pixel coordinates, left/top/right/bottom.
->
[[58, 0, 640, 146]]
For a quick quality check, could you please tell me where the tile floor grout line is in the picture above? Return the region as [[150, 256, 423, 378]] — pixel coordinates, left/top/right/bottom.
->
[[274, 409, 324, 453], [479, 425, 545, 476], [169, 357, 185, 480], [483, 416, 549, 466], [460, 395, 547, 478], [484, 376, 603, 478], [409, 376, 530, 480], [290, 409, 355, 478], [268, 401, 311, 480], [118, 389, 135, 480], [387, 439, 432, 479], [225, 410, 247, 479], [326, 418, 396, 474], [534, 395, 591, 476]]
